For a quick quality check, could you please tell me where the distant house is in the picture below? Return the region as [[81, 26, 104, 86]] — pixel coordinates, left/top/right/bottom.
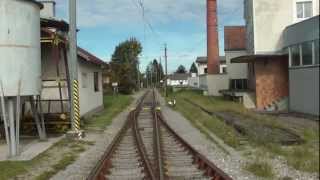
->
[[196, 56, 226, 75], [195, 56, 227, 91], [230, 0, 319, 115], [167, 73, 190, 87]]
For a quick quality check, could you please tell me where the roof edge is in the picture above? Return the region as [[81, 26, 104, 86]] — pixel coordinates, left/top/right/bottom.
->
[[22, 0, 44, 9]]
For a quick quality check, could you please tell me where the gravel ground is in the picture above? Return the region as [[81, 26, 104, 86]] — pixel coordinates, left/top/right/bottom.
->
[[50, 91, 145, 180], [51, 90, 318, 180], [155, 90, 319, 180]]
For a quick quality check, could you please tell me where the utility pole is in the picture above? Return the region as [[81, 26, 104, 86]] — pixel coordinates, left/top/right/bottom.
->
[[68, 0, 81, 136], [164, 44, 168, 97]]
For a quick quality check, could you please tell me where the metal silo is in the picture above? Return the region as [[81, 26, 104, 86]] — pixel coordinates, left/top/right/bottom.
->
[[0, 0, 43, 96], [0, 0, 45, 157]]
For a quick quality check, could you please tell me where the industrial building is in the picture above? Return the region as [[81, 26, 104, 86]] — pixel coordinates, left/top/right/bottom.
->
[[0, 0, 106, 158], [231, 0, 319, 115]]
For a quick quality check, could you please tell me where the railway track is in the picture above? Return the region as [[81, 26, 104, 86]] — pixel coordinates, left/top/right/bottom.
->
[[87, 90, 232, 180]]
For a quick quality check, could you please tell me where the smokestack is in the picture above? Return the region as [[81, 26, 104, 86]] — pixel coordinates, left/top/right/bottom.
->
[[207, 0, 220, 74]]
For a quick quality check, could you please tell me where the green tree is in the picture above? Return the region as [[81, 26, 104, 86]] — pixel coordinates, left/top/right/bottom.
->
[[189, 62, 198, 74], [111, 38, 142, 94], [176, 65, 187, 74]]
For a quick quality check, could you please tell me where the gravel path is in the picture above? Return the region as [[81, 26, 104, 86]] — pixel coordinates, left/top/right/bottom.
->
[[50, 91, 145, 180]]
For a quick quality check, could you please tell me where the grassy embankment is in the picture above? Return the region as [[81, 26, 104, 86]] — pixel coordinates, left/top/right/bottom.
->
[[0, 94, 133, 180], [84, 94, 133, 130], [162, 89, 319, 178]]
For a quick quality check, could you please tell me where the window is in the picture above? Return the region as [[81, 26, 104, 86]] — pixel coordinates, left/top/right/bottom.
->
[[222, 67, 227, 74], [81, 73, 88, 88], [94, 72, 99, 92], [291, 45, 300, 66], [315, 39, 319, 65], [230, 79, 248, 90], [204, 68, 208, 74], [296, 1, 313, 19], [301, 41, 313, 65]]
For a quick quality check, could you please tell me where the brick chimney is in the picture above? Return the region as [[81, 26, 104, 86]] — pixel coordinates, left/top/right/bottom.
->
[[39, 0, 56, 18], [207, 0, 220, 74]]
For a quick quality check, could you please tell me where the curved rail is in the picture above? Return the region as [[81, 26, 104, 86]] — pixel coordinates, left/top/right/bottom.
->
[[87, 91, 156, 180]]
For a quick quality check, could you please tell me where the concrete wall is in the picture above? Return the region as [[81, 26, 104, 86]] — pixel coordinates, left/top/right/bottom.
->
[[289, 66, 319, 116], [40, 1, 55, 18], [199, 75, 208, 90], [197, 63, 207, 75], [225, 50, 248, 79], [167, 79, 188, 86], [255, 58, 289, 109], [188, 76, 199, 88], [78, 60, 103, 117], [245, 0, 319, 54], [207, 74, 229, 96], [253, 0, 293, 53]]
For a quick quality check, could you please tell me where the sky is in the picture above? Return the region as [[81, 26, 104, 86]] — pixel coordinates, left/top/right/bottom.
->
[[54, 0, 244, 73]]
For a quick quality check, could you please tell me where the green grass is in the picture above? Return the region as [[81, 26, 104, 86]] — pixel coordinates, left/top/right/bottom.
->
[[0, 139, 90, 180], [161, 89, 319, 173], [245, 160, 274, 178], [84, 94, 133, 130], [162, 89, 241, 148]]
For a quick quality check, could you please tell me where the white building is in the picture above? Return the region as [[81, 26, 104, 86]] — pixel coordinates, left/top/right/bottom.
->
[[234, 0, 319, 115], [167, 73, 190, 87], [39, 1, 105, 121], [196, 56, 226, 75]]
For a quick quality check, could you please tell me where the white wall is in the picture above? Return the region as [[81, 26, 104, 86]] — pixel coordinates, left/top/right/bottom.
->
[[245, 0, 319, 54], [78, 60, 103, 117], [197, 63, 207, 75], [167, 79, 188, 86], [188, 76, 199, 88], [254, 0, 293, 54], [225, 50, 248, 79], [207, 74, 229, 96], [199, 75, 208, 90]]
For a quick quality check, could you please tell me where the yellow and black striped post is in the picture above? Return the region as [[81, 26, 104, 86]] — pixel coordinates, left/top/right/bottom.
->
[[72, 80, 81, 132]]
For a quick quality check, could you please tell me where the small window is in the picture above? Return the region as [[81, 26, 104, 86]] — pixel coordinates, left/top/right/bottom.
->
[[81, 73, 88, 88], [291, 45, 300, 66], [204, 68, 208, 74], [222, 67, 227, 74], [315, 39, 319, 65], [94, 72, 99, 92], [302, 41, 313, 65], [296, 1, 313, 19]]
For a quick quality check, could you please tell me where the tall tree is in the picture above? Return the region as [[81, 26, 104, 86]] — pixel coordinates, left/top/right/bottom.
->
[[111, 38, 142, 94], [189, 62, 198, 74], [176, 65, 187, 74]]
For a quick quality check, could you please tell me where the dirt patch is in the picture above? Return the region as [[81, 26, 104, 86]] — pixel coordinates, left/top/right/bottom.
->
[[12, 139, 93, 180]]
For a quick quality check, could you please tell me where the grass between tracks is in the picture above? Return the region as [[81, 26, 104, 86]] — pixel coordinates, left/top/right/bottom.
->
[[161, 89, 319, 176], [84, 94, 133, 130], [0, 94, 133, 180]]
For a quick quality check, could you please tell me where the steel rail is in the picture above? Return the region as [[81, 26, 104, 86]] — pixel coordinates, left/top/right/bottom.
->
[[156, 110, 233, 180], [87, 91, 156, 180], [152, 90, 165, 180], [132, 100, 157, 180]]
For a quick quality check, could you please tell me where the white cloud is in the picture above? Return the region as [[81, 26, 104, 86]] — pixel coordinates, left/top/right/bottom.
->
[[55, 0, 243, 28]]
